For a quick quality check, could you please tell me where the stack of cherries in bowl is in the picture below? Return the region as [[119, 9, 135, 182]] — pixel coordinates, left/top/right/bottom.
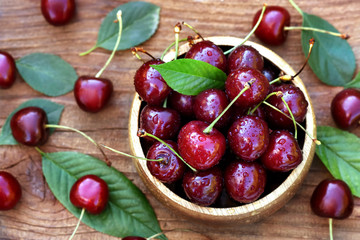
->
[[129, 36, 316, 223]]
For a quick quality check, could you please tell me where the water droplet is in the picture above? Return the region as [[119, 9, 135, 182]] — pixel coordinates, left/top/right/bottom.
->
[[278, 139, 286, 145], [153, 114, 159, 124], [207, 51, 213, 56]]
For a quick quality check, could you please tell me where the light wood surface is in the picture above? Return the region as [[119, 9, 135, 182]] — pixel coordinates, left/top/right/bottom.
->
[[1, 0, 359, 239]]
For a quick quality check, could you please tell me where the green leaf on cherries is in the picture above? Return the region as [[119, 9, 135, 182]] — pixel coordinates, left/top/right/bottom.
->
[[345, 72, 360, 89], [87, 1, 160, 53], [41, 151, 166, 240], [16, 53, 78, 96], [301, 13, 356, 86], [315, 126, 360, 197], [151, 59, 227, 95], [0, 98, 64, 145]]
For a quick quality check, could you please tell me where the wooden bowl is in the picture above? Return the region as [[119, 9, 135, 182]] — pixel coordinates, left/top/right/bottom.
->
[[129, 36, 317, 224]]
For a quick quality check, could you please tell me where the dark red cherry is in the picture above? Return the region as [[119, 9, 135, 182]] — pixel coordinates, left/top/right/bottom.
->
[[41, 0, 75, 26], [227, 45, 264, 73], [185, 40, 227, 72], [331, 88, 360, 130], [225, 67, 270, 110], [182, 167, 223, 206], [70, 175, 109, 215], [167, 91, 195, 118], [310, 179, 354, 219], [193, 88, 232, 129], [224, 160, 266, 203], [0, 171, 22, 210], [260, 130, 302, 172], [10, 107, 49, 146], [134, 59, 170, 106], [122, 237, 146, 240], [74, 76, 113, 113], [262, 66, 277, 82], [140, 105, 181, 142], [253, 6, 291, 45], [177, 120, 226, 170], [0, 51, 16, 89], [227, 115, 269, 162], [265, 84, 308, 130], [146, 140, 185, 184]]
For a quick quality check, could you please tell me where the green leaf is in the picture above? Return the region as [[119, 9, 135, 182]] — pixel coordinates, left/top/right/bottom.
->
[[151, 59, 228, 95], [94, 1, 160, 51], [301, 13, 356, 86], [0, 99, 64, 145], [41, 151, 166, 239], [345, 72, 360, 89], [16, 53, 78, 96], [315, 126, 360, 197]]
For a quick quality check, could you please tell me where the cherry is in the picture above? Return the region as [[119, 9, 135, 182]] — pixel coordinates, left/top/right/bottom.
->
[[140, 105, 181, 142], [311, 179, 353, 219], [185, 40, 227, 72], [331, 88, 360, 130], [227, 45, 264, 73], [227, 115, 269, 162], [253, 6, 291, 45], [74, 76, 113, 113], [177, 120, 226, 170], [182, 167, 223, 206], [70, 175, 109, 215], [0, 171, 22, 210], [10, 106, 49, 146], [225, 67, 270, 110], [260, 130, 302, 172], [167, 91, 195, 118], [224, 160, 266, 203], [41, 0, 75, 26], [146, 140, 185, 184], [134, 59, 171, 106], [0, 51, 16, 89], [193, 88, 232, 129], [265, 84, 308, 130], [123, 237, 146, 240]]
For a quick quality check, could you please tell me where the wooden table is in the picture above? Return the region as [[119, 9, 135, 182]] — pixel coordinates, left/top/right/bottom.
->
[[1, 0, 359, 239]]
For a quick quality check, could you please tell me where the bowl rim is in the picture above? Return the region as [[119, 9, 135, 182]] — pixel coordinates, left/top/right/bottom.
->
[[129, 36, 317, 223]]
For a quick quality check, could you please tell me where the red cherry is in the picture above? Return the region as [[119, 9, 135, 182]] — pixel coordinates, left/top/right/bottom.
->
[[253, 6, 291, 45], [74, 76, 113, 113], [70, 175, 109, 214], [310, 179, 353, 219], [0, 51, 16, 89], [0, 171, 22, 210], [331, 88, 360, 130], [177, 120, 226, 171], [41, 0, 75, 26], [10, 106, 49, 146], [122, 237, 146, 240], [167, 91, 195, 118], [227, 45, 264, 73]]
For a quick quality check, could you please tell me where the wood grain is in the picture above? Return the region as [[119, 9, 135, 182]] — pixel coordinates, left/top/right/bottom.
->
[[0, 0, 359, 239]]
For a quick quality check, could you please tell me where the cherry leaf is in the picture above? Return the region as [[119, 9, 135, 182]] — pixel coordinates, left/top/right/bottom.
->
[[345, 72, 360, 89], [301, 13, 356, 86], [41, 151, 166, 239], [0, 99, 64, 145], [151, 59, 227, 95], [315, 126, 360, 197]]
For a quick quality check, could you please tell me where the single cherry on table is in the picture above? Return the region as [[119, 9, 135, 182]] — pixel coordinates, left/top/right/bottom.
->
[[41, 0, 76, 26], [0, 171, 22, 210], [0, 51, 16, 89]]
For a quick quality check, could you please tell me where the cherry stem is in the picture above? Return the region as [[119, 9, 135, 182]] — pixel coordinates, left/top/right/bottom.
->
[[329, 218, 334, 240], [203, 82, 251, 134], [288, 0, 303, 16], [182, 22, 204, 41], [69, 208, 85, 240], [249, 91, 282, 115], [45, 124, 111, 166], [95, 10, 123, 78], [79, 45, 97, 57], [131, 47, 156, 62], [281, 96, 298, 139], [262, 101, 321, 145], [284, 26, 349, 39], [174, 22, 182, 60], [101, 144, 164, 162], [160, 38, 188, 60], [224, 3, 267, 55], [137, 130, 197, 172]]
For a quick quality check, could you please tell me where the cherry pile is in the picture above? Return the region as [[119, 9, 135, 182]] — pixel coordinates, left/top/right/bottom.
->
[[134, 37, 309, 207]]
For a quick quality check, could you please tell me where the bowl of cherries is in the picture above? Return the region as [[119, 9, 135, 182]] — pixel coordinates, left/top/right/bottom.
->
[[128, 35, 317, 224]]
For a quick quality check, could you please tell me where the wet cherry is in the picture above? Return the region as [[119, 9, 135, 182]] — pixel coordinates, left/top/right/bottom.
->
[[0, 51, 16, 89], [41, 0, 76, 26], [10, 106, 49, 146], [70, 175, 109, 214], [0, 171, 22, 210], [227, 45, 264, 73], [167, 91, 195, 118]]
